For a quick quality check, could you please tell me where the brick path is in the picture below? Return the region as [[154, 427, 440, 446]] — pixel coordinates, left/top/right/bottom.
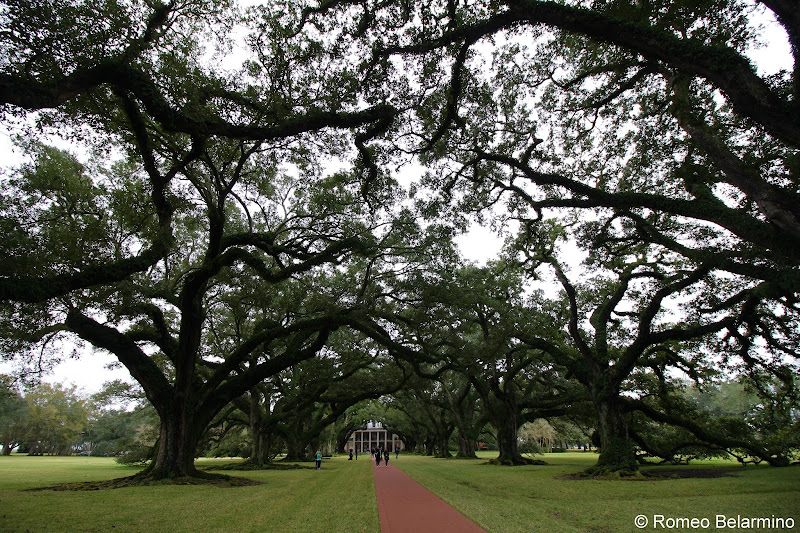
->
[[373, 461, 487, 533]]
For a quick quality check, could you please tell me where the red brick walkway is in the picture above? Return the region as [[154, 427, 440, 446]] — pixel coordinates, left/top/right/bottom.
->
[[373, 461, 486, 533]]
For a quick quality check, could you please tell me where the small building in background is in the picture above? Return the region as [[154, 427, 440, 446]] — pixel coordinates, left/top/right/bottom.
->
[[345, 421, 404, 453]]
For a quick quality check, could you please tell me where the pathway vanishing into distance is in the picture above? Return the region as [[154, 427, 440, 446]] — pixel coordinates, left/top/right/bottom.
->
[[372, 461, 487, 533]]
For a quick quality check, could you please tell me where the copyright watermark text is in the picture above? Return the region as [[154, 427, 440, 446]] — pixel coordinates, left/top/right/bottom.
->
[[634, 514, 796, 530]]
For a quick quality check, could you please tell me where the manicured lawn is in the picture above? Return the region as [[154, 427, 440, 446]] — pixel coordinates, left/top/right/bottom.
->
[[2, 452, 798, 532], [0, 455, 379, 533], [392, 451, 800, 533]]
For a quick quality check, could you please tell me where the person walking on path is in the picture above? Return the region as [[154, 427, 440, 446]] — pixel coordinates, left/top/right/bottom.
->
[[383, 449, 390, 467], [315, 451, 322, 470]]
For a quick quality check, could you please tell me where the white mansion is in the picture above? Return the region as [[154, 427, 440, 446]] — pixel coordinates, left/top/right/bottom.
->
[[344, 421, 404, 453]]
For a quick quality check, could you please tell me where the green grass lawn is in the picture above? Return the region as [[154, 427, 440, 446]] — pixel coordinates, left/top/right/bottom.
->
[[1, 452, 798, 532], [392, 451, 800, 533], [0, 454, 379, 533]]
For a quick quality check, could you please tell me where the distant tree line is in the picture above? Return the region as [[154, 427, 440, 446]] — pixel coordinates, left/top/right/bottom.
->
[[0, 377, 152, 457], [2, 369, 790, 471]]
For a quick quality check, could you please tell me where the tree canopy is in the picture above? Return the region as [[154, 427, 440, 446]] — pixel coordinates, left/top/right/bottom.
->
[[1, 0, 797, 479]]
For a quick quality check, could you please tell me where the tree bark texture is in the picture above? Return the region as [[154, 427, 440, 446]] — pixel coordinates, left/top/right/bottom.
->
[[594, 399, 638, 473]]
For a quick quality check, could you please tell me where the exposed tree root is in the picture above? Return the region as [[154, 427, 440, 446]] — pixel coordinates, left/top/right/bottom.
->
[[485, 456, 547, 466], [25, 472, 263, 491], [206, 461, 312, 471], [561, 467, 741, 481]]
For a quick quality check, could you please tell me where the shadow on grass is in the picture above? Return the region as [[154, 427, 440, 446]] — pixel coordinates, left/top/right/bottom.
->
[[559, 467, 742, 481], [483, 458, 548, 466], [25, 458, 325, 490], [205, 461, 313, 471], [25, 472, 264, 491]]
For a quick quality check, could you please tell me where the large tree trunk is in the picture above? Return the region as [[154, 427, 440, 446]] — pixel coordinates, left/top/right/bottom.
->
[[143, 407, 202, 479], [450, 407, 479, 458], [336, 432, 350, 454], [309, 437, 321, 457], [434, 413, 453, 458], [593, 398, 637, 473], [402, 436, 417, 453], [444, 382, 479, 459], [283, 425, 312, 461], [456, 434, 477, 458], [435, 434, 453, 458], [334, 413, 355, 453], [424, 438, 435, 456], [249, 391, 275, 466], [251, 427, 272, 465], [493, 410, 530, 465]]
